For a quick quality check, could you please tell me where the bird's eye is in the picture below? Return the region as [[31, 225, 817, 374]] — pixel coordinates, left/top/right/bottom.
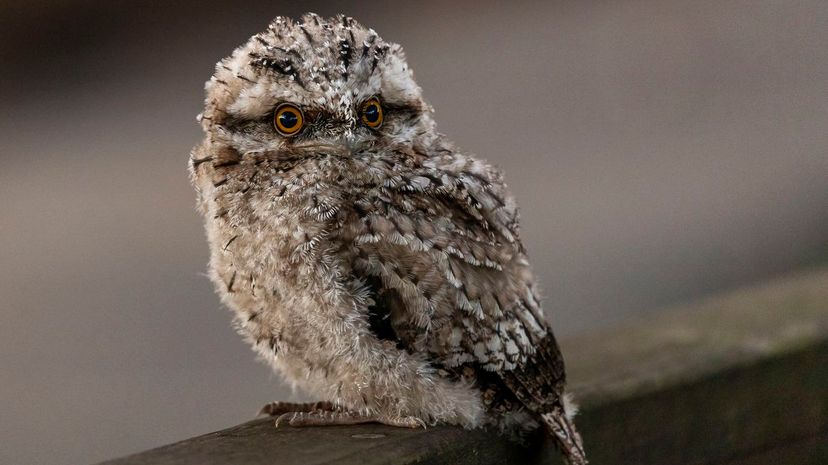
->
[[274, 103, 304, 136], [360, 97, 383, 129]]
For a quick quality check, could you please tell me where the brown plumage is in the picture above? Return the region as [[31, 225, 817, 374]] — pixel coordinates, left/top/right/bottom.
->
[[190, 14, 586, 464]]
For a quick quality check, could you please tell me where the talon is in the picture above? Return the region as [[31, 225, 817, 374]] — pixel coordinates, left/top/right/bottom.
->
[[273, 412, 294, 428], [259, 401, 336, 417], [389, 416, 427, 428]]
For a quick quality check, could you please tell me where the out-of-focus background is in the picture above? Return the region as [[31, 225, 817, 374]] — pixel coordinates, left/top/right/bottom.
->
[[1, 1, 826, 464]]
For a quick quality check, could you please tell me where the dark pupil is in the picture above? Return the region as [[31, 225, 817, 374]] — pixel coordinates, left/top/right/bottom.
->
[[279, 111, 298, 129], [364, 104, 379, 123]]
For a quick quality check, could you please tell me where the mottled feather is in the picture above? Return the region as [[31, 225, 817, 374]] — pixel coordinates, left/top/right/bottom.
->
[[191, 13, 585, 464]]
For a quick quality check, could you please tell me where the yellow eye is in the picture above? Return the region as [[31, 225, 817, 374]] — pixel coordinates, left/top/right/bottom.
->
[[360, 97, 383, 128], [274, 103, 304, 136]]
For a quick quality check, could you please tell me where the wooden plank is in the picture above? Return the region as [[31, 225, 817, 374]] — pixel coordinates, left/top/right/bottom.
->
[[98, 268, 828, 465], [573, 341, 827, 464], [566, 267, 828, 407], [97, 421, 548, 465]]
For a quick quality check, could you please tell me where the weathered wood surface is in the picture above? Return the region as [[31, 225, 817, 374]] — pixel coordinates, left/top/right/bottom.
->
[[99, 267, 828, 465]]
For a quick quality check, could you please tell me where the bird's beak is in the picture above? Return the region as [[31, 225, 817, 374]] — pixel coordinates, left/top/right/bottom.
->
[[291, 142, 349, 156]]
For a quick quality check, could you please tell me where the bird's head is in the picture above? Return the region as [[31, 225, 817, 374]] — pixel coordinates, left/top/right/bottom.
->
[[191, 14, 438, 203]]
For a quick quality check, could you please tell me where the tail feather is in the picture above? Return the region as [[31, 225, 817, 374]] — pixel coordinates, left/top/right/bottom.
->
[[541, 406, 587, 465]]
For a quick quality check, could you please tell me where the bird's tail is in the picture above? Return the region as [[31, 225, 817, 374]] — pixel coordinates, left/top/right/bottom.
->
[[540, 396, 587, 465]]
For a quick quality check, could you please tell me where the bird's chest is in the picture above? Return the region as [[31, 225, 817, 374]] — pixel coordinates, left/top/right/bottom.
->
[[211, 215, 328, 293], [206, 185, 352, 314]]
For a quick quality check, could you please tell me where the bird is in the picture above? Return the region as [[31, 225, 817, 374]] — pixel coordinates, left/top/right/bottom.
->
[[190, 13, 586, 464]]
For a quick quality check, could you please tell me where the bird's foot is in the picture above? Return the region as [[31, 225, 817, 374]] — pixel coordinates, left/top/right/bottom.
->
[[273, 410, 426, 429], [258, 401, 338, 417]]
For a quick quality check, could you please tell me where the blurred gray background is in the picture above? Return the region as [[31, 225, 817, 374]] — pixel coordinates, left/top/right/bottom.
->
[[1, 1, 827, 464]]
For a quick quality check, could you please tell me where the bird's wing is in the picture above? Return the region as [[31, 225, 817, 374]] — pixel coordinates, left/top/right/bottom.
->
[[341, 148, 566, 411]]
